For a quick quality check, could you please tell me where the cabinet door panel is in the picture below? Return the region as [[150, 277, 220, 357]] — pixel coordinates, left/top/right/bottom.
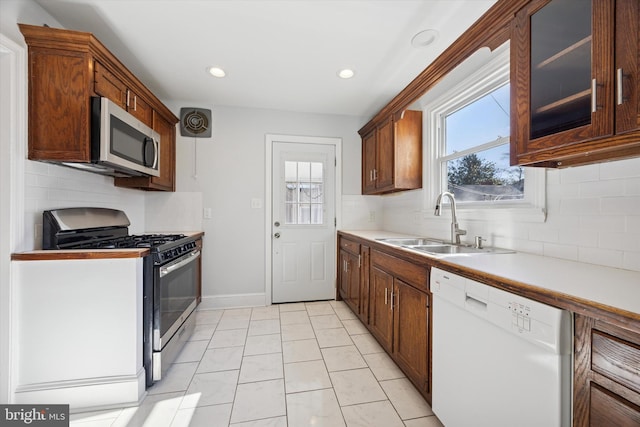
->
[[375, 118, 394, 190], [127, 90, 153, 128], [615, 0, 640, 134], [347, 253, 360, 314], [393, 280, 429, 393], [511, 0, 617, 165], [152, 111, 176, 190], [362, 131, 377, 194], [590, 384, 640, 426], [339, 251, 349, 301], [359, 245, 370, 323], [369, 267, 393, 352], [94, 62, 127, 109], [29, 50, 90, 162]]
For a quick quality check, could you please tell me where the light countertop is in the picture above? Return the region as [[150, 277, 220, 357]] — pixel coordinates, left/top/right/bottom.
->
[[341, 230, 640, 322]]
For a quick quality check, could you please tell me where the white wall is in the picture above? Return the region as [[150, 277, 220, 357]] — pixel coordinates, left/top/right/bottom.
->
[[166, 103, 365, 306], [381, 157, 640, 272]]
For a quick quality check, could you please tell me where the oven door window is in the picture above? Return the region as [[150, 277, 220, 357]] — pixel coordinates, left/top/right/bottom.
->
[[157, 251, 200, 342]]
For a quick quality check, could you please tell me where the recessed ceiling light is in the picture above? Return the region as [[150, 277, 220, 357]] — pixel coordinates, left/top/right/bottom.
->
[[411, 29, 439, 48], [337, 69, 355, 79], [207, 66, 226, 78]]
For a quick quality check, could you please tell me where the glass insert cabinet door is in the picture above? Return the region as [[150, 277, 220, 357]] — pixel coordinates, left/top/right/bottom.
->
[[529, 0, 593, 139]]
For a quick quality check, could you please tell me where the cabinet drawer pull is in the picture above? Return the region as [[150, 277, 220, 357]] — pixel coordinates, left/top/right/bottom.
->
[[390, 290, 395, 311], [385, 288, 388, 305]]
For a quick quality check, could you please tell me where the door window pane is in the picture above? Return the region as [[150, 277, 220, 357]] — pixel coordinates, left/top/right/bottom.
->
[[284, 161, 324, 225]]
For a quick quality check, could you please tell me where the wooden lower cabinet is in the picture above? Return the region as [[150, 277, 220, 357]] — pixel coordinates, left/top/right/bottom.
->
[[573, 314, 640, 426], [367, 248, 431, 402], [369, 266, 394, 352], [393, 280, 430, 394]]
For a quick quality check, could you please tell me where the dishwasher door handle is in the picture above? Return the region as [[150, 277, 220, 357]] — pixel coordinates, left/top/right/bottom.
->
[[465, 293, 488, 313]]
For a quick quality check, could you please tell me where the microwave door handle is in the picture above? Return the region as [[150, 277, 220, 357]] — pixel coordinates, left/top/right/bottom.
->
[[142, 137, 156, 168], [152, 138, 159, 169]]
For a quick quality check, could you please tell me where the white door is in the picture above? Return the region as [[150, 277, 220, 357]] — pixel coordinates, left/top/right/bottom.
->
[[272, 142, 336, 303]]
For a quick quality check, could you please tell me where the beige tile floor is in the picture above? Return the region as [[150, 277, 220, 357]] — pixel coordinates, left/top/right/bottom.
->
[[70, 300, 444, 427]]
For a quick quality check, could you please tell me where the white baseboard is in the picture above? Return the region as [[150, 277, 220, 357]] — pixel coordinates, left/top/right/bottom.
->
[[199, 293, 267, 310], [13, 369, 146, 413]]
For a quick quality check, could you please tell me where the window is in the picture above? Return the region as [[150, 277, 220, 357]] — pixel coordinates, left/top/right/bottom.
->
[[285, 161, 324, 225], [424, 45, 546, 221]]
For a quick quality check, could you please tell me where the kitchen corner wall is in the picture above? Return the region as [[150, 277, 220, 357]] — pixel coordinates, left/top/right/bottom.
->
[[167, 102, 365, 307], [381, 157, 640, 273]]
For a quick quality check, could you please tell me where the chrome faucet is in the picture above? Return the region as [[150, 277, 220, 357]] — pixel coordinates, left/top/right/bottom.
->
[[434, 191, 466, 245]]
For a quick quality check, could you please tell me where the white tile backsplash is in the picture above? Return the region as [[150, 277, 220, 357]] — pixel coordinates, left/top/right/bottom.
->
[[370, 157, 640, 272], [24, 160, 145, 249]]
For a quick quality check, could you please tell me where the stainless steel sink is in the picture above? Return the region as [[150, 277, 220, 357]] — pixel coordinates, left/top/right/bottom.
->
[[376, 237, 445, 246], [376, 237, 514, 256], [405, 244, 512, 255]]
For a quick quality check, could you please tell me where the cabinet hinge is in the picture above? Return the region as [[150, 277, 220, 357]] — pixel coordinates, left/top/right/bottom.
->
[[334, 217, 337, 227]]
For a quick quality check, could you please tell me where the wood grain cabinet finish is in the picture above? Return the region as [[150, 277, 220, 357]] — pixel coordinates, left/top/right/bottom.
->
[[360, 110, 422, 195], [337, 237, 370, 323], [369, 249, 431, 402], [19, 24, 178, 191], [511, 0, 640, 168], [573, 314, 640, 426]]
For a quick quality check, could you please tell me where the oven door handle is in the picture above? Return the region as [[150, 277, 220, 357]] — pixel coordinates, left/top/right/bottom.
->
[[160, 249, 201, 278]]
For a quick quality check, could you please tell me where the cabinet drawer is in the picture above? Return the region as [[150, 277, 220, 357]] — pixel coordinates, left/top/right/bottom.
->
[[340, 238, 360, 256], [371, 250, 428, 292], [592, 330, 640, 394]]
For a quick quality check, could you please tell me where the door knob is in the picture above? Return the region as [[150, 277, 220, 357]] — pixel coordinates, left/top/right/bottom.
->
[[274, 232, 281, 239]]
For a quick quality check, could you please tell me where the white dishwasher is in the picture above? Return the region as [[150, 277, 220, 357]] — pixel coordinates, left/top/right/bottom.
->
[[430, 268, 572, 427]]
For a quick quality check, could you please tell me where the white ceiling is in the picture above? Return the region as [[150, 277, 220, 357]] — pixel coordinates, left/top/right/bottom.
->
[[35, 0, 497, 119]]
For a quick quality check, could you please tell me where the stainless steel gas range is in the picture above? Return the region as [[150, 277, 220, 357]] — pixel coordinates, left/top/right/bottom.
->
[[42, 207, 200, 387]]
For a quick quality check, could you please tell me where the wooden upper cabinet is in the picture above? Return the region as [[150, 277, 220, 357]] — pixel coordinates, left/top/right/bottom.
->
[[26, 47, 91, 162], [360, 110, 422, 195], [19, 23, 177, 191], [511, 0, 640, 167]]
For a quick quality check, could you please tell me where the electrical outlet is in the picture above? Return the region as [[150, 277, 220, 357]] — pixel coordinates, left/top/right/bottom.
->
[[203, 208, 212, 219], [251, 198, 262, 209], [369, 211, 376, 222]]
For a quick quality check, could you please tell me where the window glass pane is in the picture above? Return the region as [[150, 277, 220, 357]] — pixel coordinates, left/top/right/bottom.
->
[[299, 184, 311, 203], [298, 204, 310, 224], [445, 84, 510, 155], [310, 183, 323, 203], [283, 160, 325, 225], [298, 162, 311, 180], [311, 162, 323, 182], [446, 144, 524, 202], [286, 183, 297, 202], [285, 161, 297, 181]]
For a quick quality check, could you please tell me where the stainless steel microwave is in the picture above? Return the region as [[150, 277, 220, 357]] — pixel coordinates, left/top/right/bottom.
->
[[62, 97, 160, 177]]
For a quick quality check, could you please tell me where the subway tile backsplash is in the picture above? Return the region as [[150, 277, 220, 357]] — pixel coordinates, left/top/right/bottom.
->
[[23, 160, 145, 250], [347, 157, 640, 273]]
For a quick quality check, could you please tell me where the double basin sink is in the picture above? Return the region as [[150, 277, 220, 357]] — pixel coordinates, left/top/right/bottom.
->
[[376, 237, 514, 256]]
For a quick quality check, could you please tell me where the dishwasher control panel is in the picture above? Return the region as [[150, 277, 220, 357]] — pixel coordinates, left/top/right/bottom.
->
[[509, 301, 532, 331]]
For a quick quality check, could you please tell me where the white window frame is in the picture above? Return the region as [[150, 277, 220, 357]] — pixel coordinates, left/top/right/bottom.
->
[[423, 45, 546, 222]]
